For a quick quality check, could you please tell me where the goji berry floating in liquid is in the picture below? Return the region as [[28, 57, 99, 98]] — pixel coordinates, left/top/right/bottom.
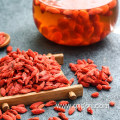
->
[[69, 59, 113, 90], [0, 49, 70, 97], [33, 0, 118, 46]]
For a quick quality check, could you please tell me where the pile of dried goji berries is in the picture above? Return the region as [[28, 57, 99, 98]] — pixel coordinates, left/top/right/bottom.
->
[[0, 32, 6, 45], [69, 59, 113, 90], [0, 49, 72, 97]]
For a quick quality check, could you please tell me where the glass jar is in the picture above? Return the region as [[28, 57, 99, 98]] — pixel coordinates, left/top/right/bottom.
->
[[33, 0, 118, 46]]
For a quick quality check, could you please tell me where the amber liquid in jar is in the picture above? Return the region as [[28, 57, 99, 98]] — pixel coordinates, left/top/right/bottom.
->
[[33, 0, 118, 46]]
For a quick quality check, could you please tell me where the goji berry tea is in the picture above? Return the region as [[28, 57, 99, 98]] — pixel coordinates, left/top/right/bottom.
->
[[33, 0, 118, 46]]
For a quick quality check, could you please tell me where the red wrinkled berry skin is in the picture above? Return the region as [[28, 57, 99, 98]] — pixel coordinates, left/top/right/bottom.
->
[[45, 100, 56, 107], [109, 101, 115, 106], [58, 112, 68, 120], [68, 106, 75, 115], [91, 92, 99, 98], [31, 108, 45, 115], [87, 107, 93, 114], [54, 107, 65, 112]]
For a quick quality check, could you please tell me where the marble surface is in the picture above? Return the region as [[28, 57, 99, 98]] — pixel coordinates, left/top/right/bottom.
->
[[0, 0, 120, 120]]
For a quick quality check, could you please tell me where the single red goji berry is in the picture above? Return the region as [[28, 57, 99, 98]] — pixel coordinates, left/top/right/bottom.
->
[[77, 104, 83, 112], [9, 109, 18, 115], [1, 87, 6, 96], [7, 46, 13, 53], [68, 106, 75, 115], [107, 76, 113, 82], [91, 92, 99, 98], [54, 107, 65, 113], [38, 104, 45, 109], [58, 112, 68, 120], [34, 0, 40, 6], [30, 102, 43, 109], [69, 78, 74, 85], [109, 101, 115, 107], [59, 101, 69, 106], [31, 108, 45, 115], [16, 114, 21, 119], [96, 84, 102, 91], [87, 107, 93, 114], [102, 85, 111, 90], [45, 101, 56, 107], [19, 88, 31, 94]]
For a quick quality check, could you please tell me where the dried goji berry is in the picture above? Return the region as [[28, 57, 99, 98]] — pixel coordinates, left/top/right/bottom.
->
[[31, 108, 45, 115], [45, 100, 56, 107], [1, 87, 6, 96], [11, 106, 27, 113], [0, 109, 2, 119], [109, 101, 115, 107], [46, 7, 60, 14], [54, 107, 65, 112], [102, 85, 111, 90], [2, 114, 13, 120], [91, 92, 99, 98], [16, 114, 21, 119], [38, 104, 45, 109], [69, 78, 74, 85], [58, 112, 68, 120], [59, 101, 69, 106], [108, 0, 117, 9], [9, 109, 18, 115], [107, 76, 113, 83], [30, 102, 43, 109], [77, 104, 83, 112], [7, 46, 13, 53], [6, 111, 16, 120], [68, 106, 75, 115], [34, 0, 40, 6], [19, 88, 31, 94], [96, 84, 102, 91], [87, 107, 93, 114]]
